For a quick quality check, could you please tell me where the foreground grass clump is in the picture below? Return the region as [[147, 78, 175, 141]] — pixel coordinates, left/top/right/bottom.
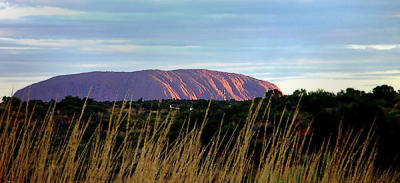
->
[[0, 97, 399, 182]]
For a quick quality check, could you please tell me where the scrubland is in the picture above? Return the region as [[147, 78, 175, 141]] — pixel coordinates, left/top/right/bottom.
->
[[0, 96, 399, 183]]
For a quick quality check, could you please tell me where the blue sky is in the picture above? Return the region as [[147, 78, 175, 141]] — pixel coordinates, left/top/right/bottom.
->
[[0, 0, 399, 96]]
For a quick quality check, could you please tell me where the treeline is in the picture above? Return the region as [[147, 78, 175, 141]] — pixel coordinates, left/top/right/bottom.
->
[[270, 85, 400, 168], [1, 85, 400, 168]]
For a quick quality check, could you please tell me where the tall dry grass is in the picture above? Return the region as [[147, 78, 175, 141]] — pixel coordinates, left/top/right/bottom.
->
[[0, 96, 399, 182]]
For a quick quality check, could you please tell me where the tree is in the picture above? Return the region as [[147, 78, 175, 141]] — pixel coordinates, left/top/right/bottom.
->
[[338, 88, 365, 97], [292, 89, 307, 97], [2, 96, 21, 106], [373, 85, 396, 97], [373, 85, 397, 107], [265, 89, 283, 97], [2, 96, 7, 103]]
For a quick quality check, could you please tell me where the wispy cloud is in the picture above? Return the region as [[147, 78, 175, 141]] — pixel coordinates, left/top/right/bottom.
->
[[285, 70, 400, 81], [0, 76, 51, 82], [346, 44, 399, 50], [81, 44, 201, 52], [264, 70, 400, 94], [392, 14, 400, 18], [0, 3, 82, 20], [0, 37, 201, 52], [153, 59, 358, 74], [71, 63, 124, 69], [275, 76, 400, 94], [0, 37, 126, 47], [0, 46, 38, 50], [0, 75, 52, 96]]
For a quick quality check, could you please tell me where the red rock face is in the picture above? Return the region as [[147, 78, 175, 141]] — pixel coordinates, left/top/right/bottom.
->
[[14, 69, 281, 101]]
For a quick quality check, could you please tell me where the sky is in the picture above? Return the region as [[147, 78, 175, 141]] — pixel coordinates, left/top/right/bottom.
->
[[0, 0, 399, 96]]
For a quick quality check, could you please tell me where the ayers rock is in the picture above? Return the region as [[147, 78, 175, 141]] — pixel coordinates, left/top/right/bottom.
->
[[14, 69, 281, 101]]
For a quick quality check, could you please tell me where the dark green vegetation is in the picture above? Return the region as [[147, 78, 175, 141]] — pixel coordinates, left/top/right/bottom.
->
[[2, 84, 400, 169]]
